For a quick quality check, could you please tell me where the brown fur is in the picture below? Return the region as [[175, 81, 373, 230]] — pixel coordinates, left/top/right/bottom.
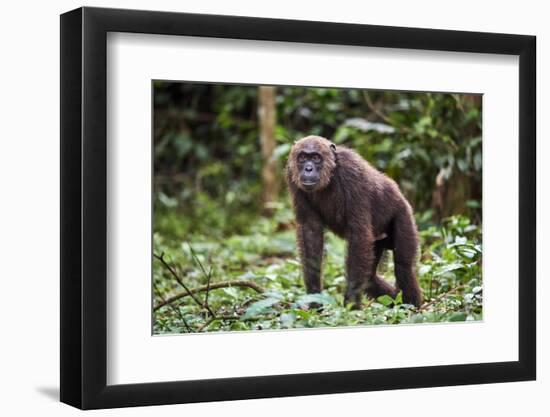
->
[[286, 135, 423, 308]]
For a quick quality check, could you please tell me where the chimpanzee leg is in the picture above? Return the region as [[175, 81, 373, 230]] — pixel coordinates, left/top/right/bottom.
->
[[344, 227, 374, 308], [393, 211, 423, 307], [365, 240, 397, 299]]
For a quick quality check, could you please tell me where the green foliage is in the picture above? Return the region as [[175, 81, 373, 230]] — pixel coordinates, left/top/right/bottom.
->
[[153, 211, 482, 334], [152, 82, 483, 334], [154, 83, 482, 237]]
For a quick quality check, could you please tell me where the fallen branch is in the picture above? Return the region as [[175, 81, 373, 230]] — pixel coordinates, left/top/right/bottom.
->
[[153, 280, 265, 311], [420, 284, 466, 311], [153, 252, 216, 317], [196, 314, 241, 332], [153, 281, 192, 332], [186, 243, 214, 316], [204, 265, 213, 312]]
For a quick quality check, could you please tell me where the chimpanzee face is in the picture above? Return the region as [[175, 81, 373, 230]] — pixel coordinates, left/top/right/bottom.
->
[[288, 135, 337, 192], [297, 150, 323, 191]]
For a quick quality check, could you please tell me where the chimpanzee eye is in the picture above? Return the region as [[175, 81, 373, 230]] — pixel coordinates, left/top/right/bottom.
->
[[298, 154, 307, 163], [312, 154, 321, 163]]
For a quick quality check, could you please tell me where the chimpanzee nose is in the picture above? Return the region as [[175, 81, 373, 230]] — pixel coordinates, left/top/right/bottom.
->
[[305, 165, 313, 172]]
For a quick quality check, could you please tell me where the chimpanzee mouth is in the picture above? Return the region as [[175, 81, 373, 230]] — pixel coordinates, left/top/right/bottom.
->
[[301, 180, 318, 188], [301, 181, 318, 190]]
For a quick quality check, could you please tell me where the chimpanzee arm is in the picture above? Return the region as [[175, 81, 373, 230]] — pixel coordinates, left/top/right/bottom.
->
[[296, 211, 324, 293], [344, 224, 375, 308], [289, 187, 325, 294]]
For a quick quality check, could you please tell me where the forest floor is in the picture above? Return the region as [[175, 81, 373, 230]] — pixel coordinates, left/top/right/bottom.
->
[[153, 208, 482, 334]]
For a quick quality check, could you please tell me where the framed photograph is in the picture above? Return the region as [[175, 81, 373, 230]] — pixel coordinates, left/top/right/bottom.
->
[[60, 6, 536, 410]]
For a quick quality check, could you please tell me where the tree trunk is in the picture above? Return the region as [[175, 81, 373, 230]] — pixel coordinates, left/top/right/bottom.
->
[[258, 86, 278, 216]]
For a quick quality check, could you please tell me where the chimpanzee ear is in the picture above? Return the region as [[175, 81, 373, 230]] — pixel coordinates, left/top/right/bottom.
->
[[330, 143, 336, 151]]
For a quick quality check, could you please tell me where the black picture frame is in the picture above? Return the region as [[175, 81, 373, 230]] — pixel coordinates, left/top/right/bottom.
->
[[60, 6, 536, 410]]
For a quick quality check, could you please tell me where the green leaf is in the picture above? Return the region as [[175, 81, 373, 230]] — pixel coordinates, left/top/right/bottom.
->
[[158, 192, 178, 208], [280, 312, 296, 328], [410, 315, 425, 324], [263, 290, 284, 300], [435, 263, 464, 276], [294, 309, 313, 320], [222, 287, 239, 299], [273, 143, 292, 160], [240, 298, 279, 321], [294, 293, 336, 307], [449, 312, 467, 322], [377, 295, 394, 307], [418, 264, 431, 276], [394, 291, 403, 305]]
